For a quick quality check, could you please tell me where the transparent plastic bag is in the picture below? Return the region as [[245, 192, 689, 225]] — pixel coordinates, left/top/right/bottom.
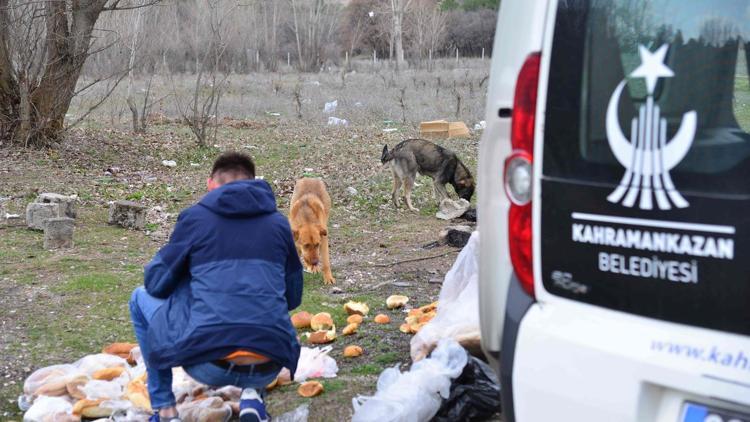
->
[[23, 396, 73, 422], [81, 380, 124, 400], [23, 365, 80, 396], [293, 346, 338, 382], [274, 404, 309, 422], [411, 232, 481, 361], [74, 353, 128, 376], [352, 339, 468, 422]]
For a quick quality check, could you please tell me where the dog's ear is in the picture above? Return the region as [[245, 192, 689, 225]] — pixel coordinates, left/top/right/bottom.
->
[[319, 227, 328, 237], [292, 229, 299, 241]]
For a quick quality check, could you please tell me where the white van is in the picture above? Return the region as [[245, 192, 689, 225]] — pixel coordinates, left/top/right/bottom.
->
[[477, 1, 750, 421]]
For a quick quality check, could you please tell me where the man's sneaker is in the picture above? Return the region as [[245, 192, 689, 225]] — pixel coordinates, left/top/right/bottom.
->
[[239, 388, 269, 422], [148, 413, 182, 422]]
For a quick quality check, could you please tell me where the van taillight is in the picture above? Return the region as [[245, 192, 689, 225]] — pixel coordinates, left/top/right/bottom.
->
[[506, 52, 541, 297]]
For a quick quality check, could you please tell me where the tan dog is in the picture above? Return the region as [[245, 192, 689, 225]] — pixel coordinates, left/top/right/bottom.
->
[[289, 178, 335, 284]]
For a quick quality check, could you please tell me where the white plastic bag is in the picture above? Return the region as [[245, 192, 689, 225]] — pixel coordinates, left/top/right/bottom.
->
[[23, 396, 73, 422], [327, 116, 348, 126], [323, 100, 338, 114], [411, 232, 480, 361], [274, 404, 309, 422], [74, 353, 128, 376], [81, 380, 124, 400], [23, 364, 80, 396], [352, 339, 468, 422], [293, 346, 338, 382]]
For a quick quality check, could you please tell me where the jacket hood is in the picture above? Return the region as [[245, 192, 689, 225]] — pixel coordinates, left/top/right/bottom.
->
[[199, 179, 277, 217]]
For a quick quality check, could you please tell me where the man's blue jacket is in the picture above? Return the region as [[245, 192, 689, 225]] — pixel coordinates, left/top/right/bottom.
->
[[143, 179, 303, 374]]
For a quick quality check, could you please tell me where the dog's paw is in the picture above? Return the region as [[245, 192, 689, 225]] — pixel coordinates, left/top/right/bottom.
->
[[323, 275, 336, 285]]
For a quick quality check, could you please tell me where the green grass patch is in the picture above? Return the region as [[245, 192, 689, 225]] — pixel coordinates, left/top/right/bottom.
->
[[322, 379, 347, 394], [374, 351, 400, 366], [60, 273, 122, 292], [350, 363, 383, 376]]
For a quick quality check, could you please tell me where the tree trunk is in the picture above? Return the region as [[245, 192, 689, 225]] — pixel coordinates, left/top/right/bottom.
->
[[0, 0, 111, 147]]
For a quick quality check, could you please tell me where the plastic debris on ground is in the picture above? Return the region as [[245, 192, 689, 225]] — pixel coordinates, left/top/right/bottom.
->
[[351, 339, 468, 422], [411, 232, 481, 361], [327, 116, 348, 126], [435, 198, 471, 220], [473, 121, 487, 131], [19, 342, 334, 422], [161, 160, 177, 168], [323, 100, 338, 114], [293, 346, 339, 382], [382, 128, 398, 133], [433, 352, 502, 422], [275, 404, 309, 422]]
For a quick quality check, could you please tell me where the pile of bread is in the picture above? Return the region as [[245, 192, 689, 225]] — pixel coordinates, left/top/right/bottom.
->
[[20, 343, 293, 422]]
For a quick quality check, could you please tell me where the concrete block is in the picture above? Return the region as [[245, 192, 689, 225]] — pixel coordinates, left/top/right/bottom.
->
[[36, 193, 77, 218], [44, 217, 75, 249], [26, 203, 60, 231], [108, 200, 147, 230]]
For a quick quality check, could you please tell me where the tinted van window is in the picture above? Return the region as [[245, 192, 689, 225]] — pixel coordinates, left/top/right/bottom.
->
[[543, 0, 750, 196]]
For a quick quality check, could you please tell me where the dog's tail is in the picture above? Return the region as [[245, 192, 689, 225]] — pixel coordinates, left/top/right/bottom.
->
[[380, 145, 392, 164]]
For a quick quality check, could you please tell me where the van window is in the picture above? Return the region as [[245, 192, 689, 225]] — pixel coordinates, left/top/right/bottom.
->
[[540, 0, 750, 336], [543, 0, 750, 196]]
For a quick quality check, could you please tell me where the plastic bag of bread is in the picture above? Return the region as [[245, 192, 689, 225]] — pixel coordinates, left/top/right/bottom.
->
[[23, 395, 75, 422], [80, 380, 124, 400], [410, 232, 481, 361], [74, 354, 128, 377], [23, 364, 82, 398], [177, 396, 232, 422], [293, 346, 338, 382]]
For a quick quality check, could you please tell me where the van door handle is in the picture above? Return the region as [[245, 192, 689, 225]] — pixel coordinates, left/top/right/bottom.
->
[[498, 108, 512, 118]]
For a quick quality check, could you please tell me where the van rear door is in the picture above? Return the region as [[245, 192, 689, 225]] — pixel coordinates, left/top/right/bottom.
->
[[539, 0, 750, 336]]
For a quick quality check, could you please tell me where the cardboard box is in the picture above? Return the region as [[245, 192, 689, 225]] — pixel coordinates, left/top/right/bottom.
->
[[419, 120, 470, 139]]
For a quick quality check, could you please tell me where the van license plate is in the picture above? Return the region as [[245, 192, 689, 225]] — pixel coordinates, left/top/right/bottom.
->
[[682, 402, 750, 422]]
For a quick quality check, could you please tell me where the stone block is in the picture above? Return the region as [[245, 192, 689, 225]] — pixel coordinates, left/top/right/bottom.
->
[[44, 217, 75, 249], [26, 203, 60, 231], [108, 200, 147, 230], [439, 225, 474, 248], [36, 193, 77, 218]]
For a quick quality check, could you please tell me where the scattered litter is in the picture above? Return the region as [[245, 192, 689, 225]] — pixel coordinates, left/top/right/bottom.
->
[[275, 404, 310, 422], [304, 167, 314, 172], [411, 233, 481, 361], [243, 145, 258, 149], [327, 117, 348, 126], [436, 198, 471, 221], [382, 128, 398, 133], [323, 100, 338, 114], [346, 187, 358, 196], [433, 353, 502, 421], [352, 339, 468, 422], [255, 175, 265, 180], [420, 120, 470, 139], [294, 346, 338, 382], [392, 281, 412, 288], [355, 102, 363, 107], [266, 111, 282, 117], [438, 225, 473, 248], [460, 208, 477, 222], [161, 160, 177, 168], [189, 162, 200, 167], [401, 302, 438, 334], [473, 121, 487, 131], [308, 81, 321, 86]]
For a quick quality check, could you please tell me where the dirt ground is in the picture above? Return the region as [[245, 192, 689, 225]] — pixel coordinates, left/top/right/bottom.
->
[[0, 118, 482, 420]]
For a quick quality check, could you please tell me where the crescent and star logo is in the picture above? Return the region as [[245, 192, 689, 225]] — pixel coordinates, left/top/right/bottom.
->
[[606, 44, 697, 210]]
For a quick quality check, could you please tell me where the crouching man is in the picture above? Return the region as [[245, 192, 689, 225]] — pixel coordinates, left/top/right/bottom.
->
[[129, 152, 303, 422]]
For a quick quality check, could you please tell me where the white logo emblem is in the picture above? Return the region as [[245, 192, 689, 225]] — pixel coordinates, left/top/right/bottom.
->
[[606, 44, 696, 210]]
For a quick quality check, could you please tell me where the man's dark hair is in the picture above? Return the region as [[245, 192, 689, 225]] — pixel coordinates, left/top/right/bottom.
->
[[211, 152, 255, 180]]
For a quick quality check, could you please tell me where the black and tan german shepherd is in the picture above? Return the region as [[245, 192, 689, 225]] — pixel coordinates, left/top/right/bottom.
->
[[381, 138, 475, 212]]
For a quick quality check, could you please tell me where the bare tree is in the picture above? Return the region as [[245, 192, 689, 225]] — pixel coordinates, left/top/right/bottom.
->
[[171, 0, 233, 146], [126, 0, 147, 133], [0, 0, 156, 147], [407, 0, 447, 69], [390, 0, 412, 71], [288, 0, 340, 72]]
